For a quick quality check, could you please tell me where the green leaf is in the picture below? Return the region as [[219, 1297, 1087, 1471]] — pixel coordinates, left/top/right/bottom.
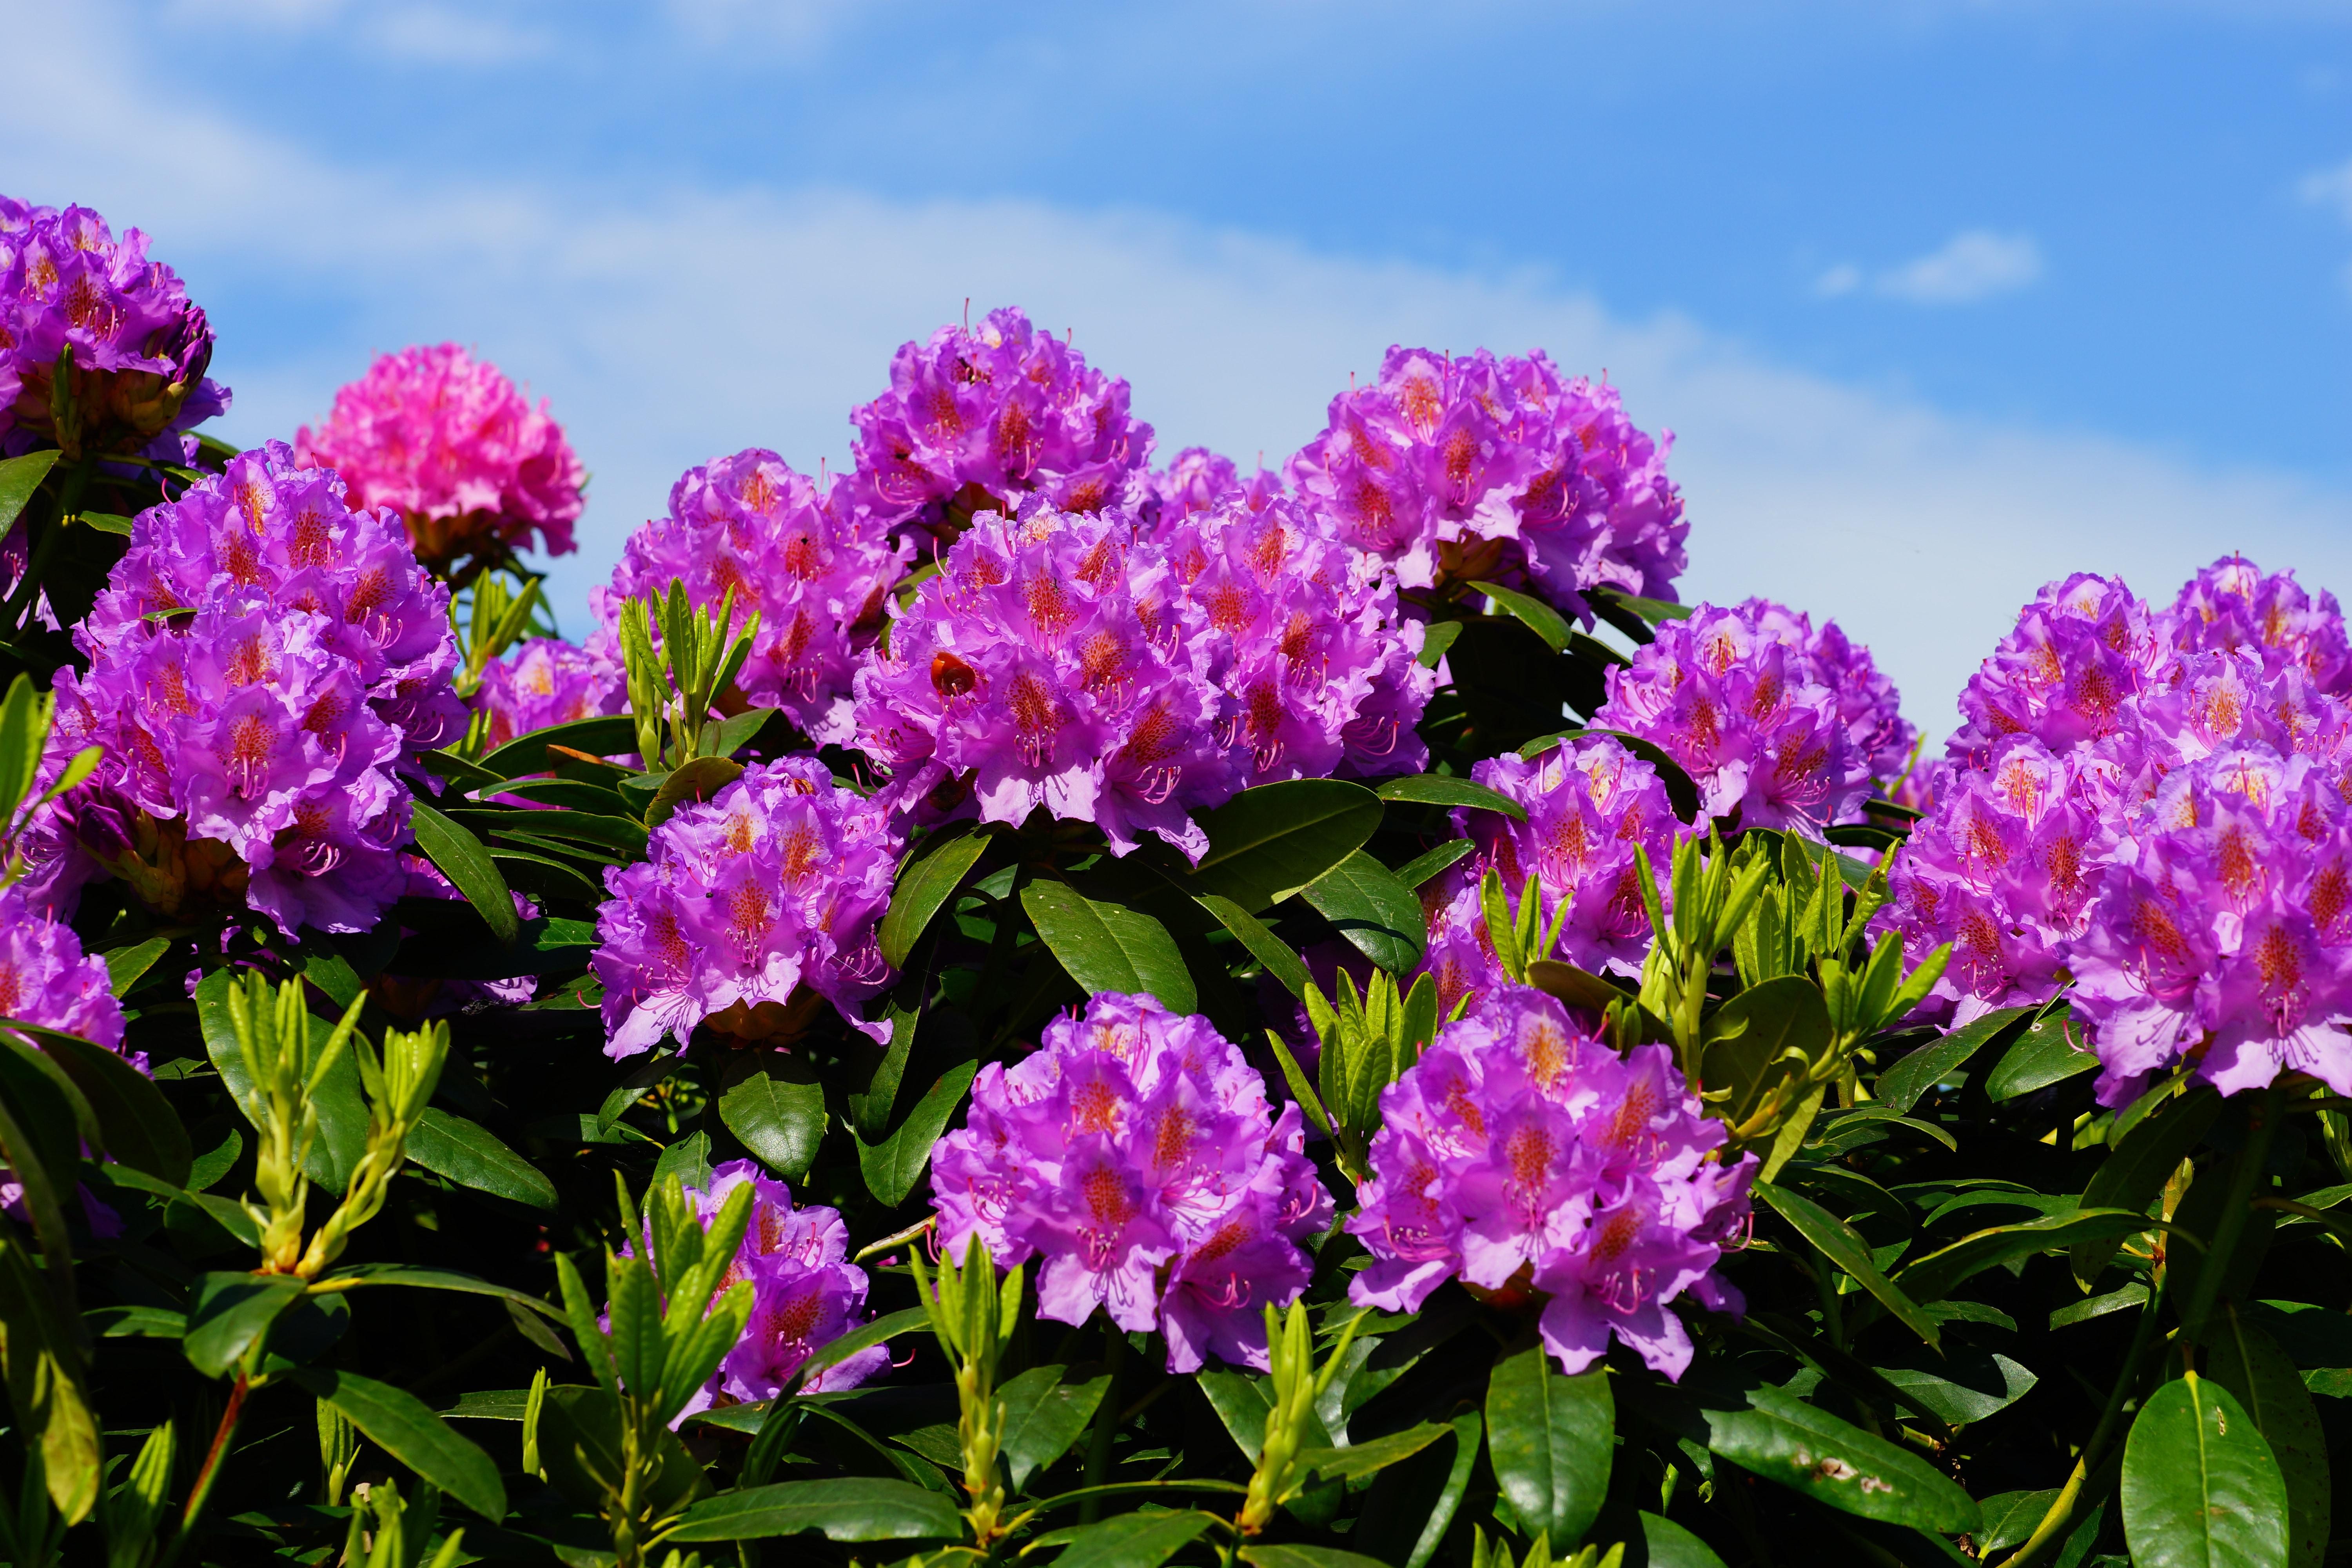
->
[[1871, 1006, 2033, 1116], [463, 805, 649, 858], [1976, 1490, 2062, 1557], [1471, 579, 1573, 653], [477, 715, 639, 779], [849, 993, 920, 1141], [855, 1061, 978, 1208], [2204, 1309, 2330, 1568], [1181, 779, 1385, 911], [409, 801, 519, 944], [1196, 1369, 1283, 1463], [182, 1272, 307, 1379], [999, 1363, 1112, 1492], [535, 1382, 708, 1518], [2122, 1373, 2289, 1568], [289, 1366, 507, 1522], [1393, 839, 1476, 890], [193, 971, 372, 1192], [2071, 1087, 2222, 1285], [1982, 1005, 2097, 1101], [880, 824, 991, 969], [1295, 1421, 1448, 1486], [1031, 1510, 1217, 1568], [645, 755, 744, 829], [1484, 1343, 1612, 1549], [1872, 1350, 2038, 1426], [1022, 879, 1197, 1013], [1889, 1209, 2153, 1311], [716, 1071, 826, 1181], [664, 1477, 959, 1543], [403, 1108, 558, 1209], [704, 704, 774, 759], [1241, 1548, 1395, 1568], [789, 1306, 931, 1392], [0, 1229, 99, 1524], [1417, 618, 1464, 668], [1405, 1410, 1482, 1568], [1700, 974, 1833, 1131], [1757, 1181, 1940, 1348], [1195, 893, 1314, 999], [1374, 774, 1528, 821], [33, 1026, 192, 1186], [314, 1262, 564, 1321], [0, 450, 60, 534], [1637, 1511, 1729, 1568], [73, 510, 132, 535], [100, 937, 172, 998], [1301, 849, 1427, 973]]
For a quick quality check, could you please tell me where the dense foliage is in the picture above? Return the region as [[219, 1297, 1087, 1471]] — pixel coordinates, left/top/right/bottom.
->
[[0, 192, 2345, 1568]]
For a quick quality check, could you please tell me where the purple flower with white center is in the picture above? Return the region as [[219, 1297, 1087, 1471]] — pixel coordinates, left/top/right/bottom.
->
[[1946, 573, 2171, 771], [2164, 554, 2352, 697], [1594, 601, 1874, 835], [1145, 447, 1285, 527], [1417, 739, 1681, 997], [2070, 747, 2352, 1105], [36, 444, 459, 935], [851, 503, 1231, 860], [1738, 599, 1918, 784], [930, 991, 1332, 1373], [848, 307, 1154, 546], [1878, 737, 2120, 1025], [596, 451, 910, 747], [0, 196, 228, 460], [474, 632, 626, 750], [0, 880, 125, 1051], [1348, 986, 1753, 1380], [592, 757, 899, 1058], [1161, 496, 1434, 785]]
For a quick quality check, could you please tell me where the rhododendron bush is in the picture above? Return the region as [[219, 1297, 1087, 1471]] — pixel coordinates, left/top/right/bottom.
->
[[0, 197, 2343, 1568]]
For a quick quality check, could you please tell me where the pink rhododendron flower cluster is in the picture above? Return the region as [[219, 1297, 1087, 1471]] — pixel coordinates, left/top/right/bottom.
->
[[1284, 346, 1685, 615], [474, 633, 626, 750], [1349, 986, 1753, 1380], [1594, 600, 1875, 835], [930, 992, 1332, 1373], [294, 344, 584, 571], [847, 307, 1153, 544], [34, 443, 463, 935], [0, 194, 227, 460], [592, 757, 899, 1057], [0, 880, 125, 1051], [597, 450, 909, 747]]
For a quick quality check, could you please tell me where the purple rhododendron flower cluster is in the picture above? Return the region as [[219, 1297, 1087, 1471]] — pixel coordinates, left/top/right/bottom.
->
[[1283, 346, 1685, 615], [1738, 598, 1919, 784], [2165, 555, 2351, 696], [1944, 573, 2170, 771], [597, 450, 909, 746], [0, 194, 227, 460], [1413, 738, 1683, 1017], [931, 992, 1332, 1373], [294, 343, 585, 570], [1595, 601, 1875, 835], [35, 443, 463, 935], [1160, 495, 1436, 786], [1349, 986, 1753, 1380], [593, 757, 899, 1057], [0, 881, 126, 1051], [847, 307, 1153, 544], [474, 633, 627, 751], [1145, 446, 1284, 527]]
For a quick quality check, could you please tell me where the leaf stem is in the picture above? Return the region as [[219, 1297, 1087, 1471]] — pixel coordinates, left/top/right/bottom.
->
[[158, 1372, 249, 1568], [1079, 1325, 1125, 1524]]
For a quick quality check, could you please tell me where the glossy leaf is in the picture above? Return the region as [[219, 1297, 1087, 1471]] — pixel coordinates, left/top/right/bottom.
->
[[880, 822, 990, 969], [478, 714, 639, 779], [1485, 1344, 1613, 1549], [1182, 779, 1385, 910], [290, 1366, 506, 1521], [1373, 773, 1528, 821], [1405, 1409, 1482, 1568], [0, 1229, 100, 1523], [1242, 1548, 1395, 1568], [1872, 1351, 2038, 1426], [100, 936, 172, 998], [1022, 878, 1197, 1013], [1757, 1181, 1939, 1348], [2204, 1309, 2330, 1568], [1638, 1511, 1729, 1568], [719, 1070, 828, 1182], [405, 1108, 558, 1209], [1295, 1422, 1448, 1486], [1301, 849, 1428, 972], [664, 1477, 959, 1543], [999, 1363, 1111, 1491], [855, 1061, 977, 1208], [2121, 1374, 2288, 1568], [1196, 893, 1314, 999], [31, 1025, 192, 1186], [1890, 1209, 2151, 1310], [0, 449, 60, 534], [1038, 1510, 1218, 1568], [316, 1262, 564, 1322], [1394, 838, 1476, 889], [409, 800, 520, 944], [181, 1272, 307, 1378], [1982, 1005, 2097, 1100], [2071, 1087, 2221, 1285], [645, 754, 744, 829], [1471, 579, 1573, 652], [1871, 1006, 2033, 1116]]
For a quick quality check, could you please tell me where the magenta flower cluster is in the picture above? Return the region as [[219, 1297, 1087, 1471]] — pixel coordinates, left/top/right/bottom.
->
[[0, 881, 126, 1052], [596, 450, 909, 746], [37, 443, 463, 935], [0, 194, 227, 459], [931, 992, 1332, 1374], [1145, 446, 1284, 527], [295, 343, 584, 567], [2167, 555, 2351, 697], [592, 757, 900, 1057], [1350, 986, 1753, 1380], [474, 633, 627, 751], [1595, 601, 1875, 835], [1284, 346, 1685, 615], [848, 307, 1153, 543]]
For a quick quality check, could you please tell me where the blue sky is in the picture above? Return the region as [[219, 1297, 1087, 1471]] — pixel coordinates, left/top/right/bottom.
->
[[7, 0, 2351, 737]]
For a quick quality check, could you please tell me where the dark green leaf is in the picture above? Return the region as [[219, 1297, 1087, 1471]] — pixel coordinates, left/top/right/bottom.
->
[[182, 1272, 306, 1379], [535, 1382, 708, 1518], [85, 1303, 186, 1339], [664, 1477, 958, 1543], [410, 801, 519, 943], [1040, 1510, 1218, 1568], [315, 1262, 564, 1321], [1022, 879, 1196, 1013], [0, 450, 60, 534], [705, 705, 775, 759], [1301, 849, 1427, 973], [33, 1027, 192, 1186], [1485, 1343, 1612, 1549], [1977, 1491, 2062, 1557], [2051, 1284, 2148, 1330], [1295, 1421, 1448, 1485], [1871, 1007, 2033, 1116], [1241, 1548, 1394, 1568], [1757, 1181, 1939, 1348], [1524, 959, 1638, 1015], [1404, 1410, 1481, 1568], [290, 1366, 506, 1521], [460, 806, 648, 858], [100, 937, 172, 998], [855, 1062, 978, 1208], [1197, 1369, 1284, 1463], [2205, 1309, 2330, 1568], [1195, 894, 1313, 1000], [1181, 780, 1385, 911], [1872, 1351, 2038, 1426], [1417, 618, 1463, 668], [1471, 580, 1573, 653], [880, 823, 991, 970], [1638, 1511, 1730, 1568], [999, 1364, 1111, 1492], [718, 1071, 827, 1182], [1890, 1209, 2152, 1311], [645, 755, 744, 829], [74, 510, 132, 536], [1983, 1005, 2097, 1101], [404, 1108, 558, 1209], [1373, 774, 1528, 821], [848, 994, 920, 1141], [792, 1306, 932, 1391], [2072, 1087, 2222, 1285], [487, 845, 604, 903], [1700, 975, 1833, 1134], [2122, 1374, 2289, 1568], [1393, 839, 1475, 889], [478, 715, 639, 779]]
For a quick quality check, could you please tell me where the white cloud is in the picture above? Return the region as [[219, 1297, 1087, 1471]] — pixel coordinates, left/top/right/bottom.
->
[[1825, 229, 2045, 305], [6, 3, 2348, 744], [163, 0, 554, 64]]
